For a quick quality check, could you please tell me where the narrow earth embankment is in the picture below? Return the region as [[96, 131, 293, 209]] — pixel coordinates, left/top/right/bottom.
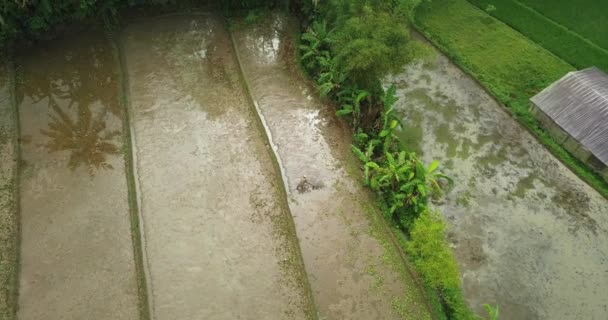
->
[[231, 13, 431, 319], [15, 32, 140, 319], [387, 45, 608, 319], [120, 14, 314, 319], [0, 60, 19, 320]]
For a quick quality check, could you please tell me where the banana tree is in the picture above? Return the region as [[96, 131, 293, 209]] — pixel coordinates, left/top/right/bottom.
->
[[300, 20, 333, 74], [336, 87, 370, 128]]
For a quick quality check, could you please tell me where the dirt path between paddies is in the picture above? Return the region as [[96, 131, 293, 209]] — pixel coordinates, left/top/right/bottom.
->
[[231, 13, 432, 320], [0, 59, 19, 320], [386, 40, 608, 319], [120, 14, 315, 319], [15, 32, 140, 319]]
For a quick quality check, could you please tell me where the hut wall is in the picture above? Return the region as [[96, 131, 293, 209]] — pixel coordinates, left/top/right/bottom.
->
[[531, 102, 608, 181], [531, 103, 570, 144]]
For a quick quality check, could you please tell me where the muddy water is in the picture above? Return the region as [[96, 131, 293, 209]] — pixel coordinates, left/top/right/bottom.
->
[[121, 14, 314, 319], [386, 49, 608, 319], [232, 14, 431, 319], [16, 32, 139, 319], [0, 61, 18, 318]]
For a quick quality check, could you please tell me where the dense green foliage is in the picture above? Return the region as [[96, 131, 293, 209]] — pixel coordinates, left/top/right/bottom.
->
[[300, 0, 418, 97], [298, 1, 478, 318], [415, 0, 608, 199], [351, 86, 453, 229], [518, 0, 608, 50], [0, 0, 281, 47], [468, 0, 608, 71], [0, 0, 150, 45]]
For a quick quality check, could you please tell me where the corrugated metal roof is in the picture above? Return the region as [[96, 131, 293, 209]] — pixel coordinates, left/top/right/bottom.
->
[[531, 67, 608, 165]]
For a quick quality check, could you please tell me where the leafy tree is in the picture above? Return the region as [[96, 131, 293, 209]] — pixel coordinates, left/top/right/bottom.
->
[[332, 5, 412, 95]]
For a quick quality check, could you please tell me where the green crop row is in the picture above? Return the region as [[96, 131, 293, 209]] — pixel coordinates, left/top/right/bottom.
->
[[467, 0, 608, 72], [518, 0, 608, 50]]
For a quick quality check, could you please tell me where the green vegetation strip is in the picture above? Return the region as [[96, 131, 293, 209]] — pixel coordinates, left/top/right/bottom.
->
[[414, 0, 608, 199], [518, 0, 608, 50], [467, 0, 608, 71], [112, 32, 152, 320], [296, 1, 481, 317]]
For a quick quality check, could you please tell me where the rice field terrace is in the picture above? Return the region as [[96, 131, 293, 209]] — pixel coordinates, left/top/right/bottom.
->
[[1, 10, 432, 320], [1, 1, 608, 320]]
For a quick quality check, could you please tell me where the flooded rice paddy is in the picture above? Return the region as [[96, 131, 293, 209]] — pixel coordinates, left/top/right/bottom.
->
[[232, 13, 430, 319], [15, 32, 139, 319], [121, 14, 313, 319], [386, 46, 608, 319], [1, 12, 431, 320]]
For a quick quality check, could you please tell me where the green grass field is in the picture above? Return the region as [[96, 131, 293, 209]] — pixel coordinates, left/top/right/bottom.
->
[[414, 0, 608, 198], [467, 0, 608, 72], [519, 0, 608, 50]]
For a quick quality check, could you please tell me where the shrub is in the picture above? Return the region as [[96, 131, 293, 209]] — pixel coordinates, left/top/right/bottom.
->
[[332, 7, 412, 95], [406, 210, 459, 289]]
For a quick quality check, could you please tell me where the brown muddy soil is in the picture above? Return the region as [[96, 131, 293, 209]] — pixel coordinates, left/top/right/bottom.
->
[[15, 32, 140, 319], [121, 14, 314, 319], [232, 13, 431, 320], [387, 45, 608, 319]]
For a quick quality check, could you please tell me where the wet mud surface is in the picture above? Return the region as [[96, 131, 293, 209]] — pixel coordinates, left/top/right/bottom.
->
[[0, 61, 18, 319], [386, 47, 608, 319], [232, 14, 431, 320], [15, 33, 139, 319], [121, 14, 313, 319]]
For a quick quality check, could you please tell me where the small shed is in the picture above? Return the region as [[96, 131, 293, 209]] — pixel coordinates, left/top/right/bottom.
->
[[530, 67, 608, 181]]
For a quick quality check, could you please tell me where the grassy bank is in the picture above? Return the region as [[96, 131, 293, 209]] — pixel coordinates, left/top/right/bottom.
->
[[467, 0, 608, 71], [0, 59, 20, 320], [414, 0, 608, 199], [518, 0, 608, 50]]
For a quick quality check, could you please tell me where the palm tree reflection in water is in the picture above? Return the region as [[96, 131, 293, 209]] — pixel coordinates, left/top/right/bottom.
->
[[40, 101, 121, 174], [18, 39, 123, 175]]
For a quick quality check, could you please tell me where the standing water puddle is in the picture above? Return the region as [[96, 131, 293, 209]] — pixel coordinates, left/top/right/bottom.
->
[[386, 48, 608, 319]]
